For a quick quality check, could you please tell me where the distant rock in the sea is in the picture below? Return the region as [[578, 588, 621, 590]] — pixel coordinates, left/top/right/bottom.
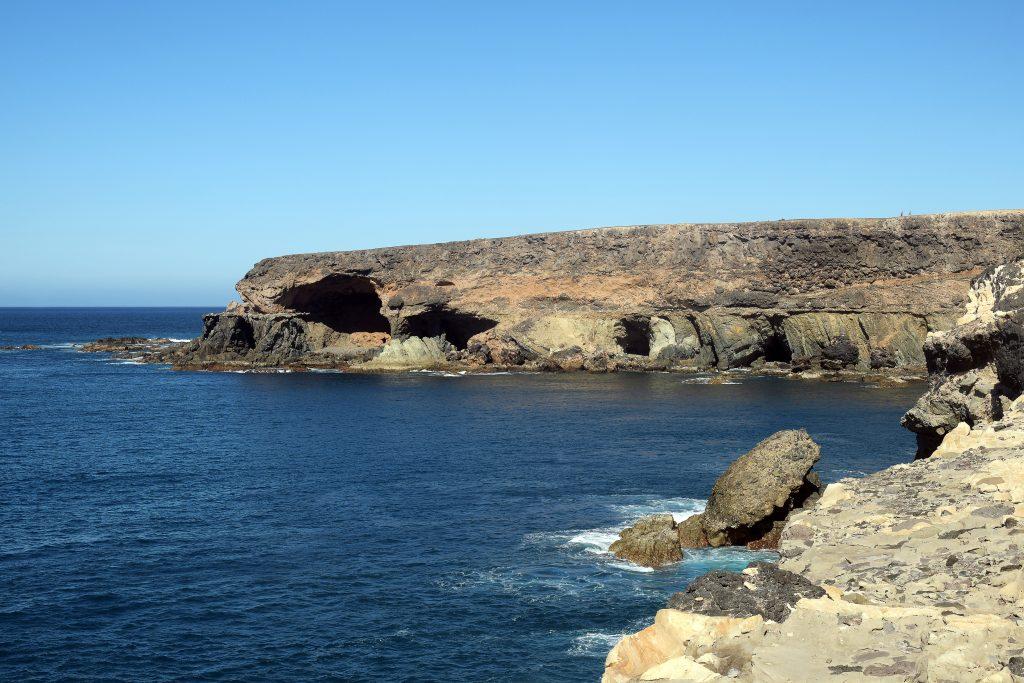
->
[[110, 210, 1024, 376], [0, 344, 41, 350]]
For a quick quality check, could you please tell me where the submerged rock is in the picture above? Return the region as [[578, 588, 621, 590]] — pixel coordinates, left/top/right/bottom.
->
[[700, 429, 822, 547], [608, 514, 683, 568]]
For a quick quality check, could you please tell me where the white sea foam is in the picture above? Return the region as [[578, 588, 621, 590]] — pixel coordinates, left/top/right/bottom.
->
[[609, 562, 654, 573], [309, 368, 344, 374], [679, 375, 742, 385], [568, 631, 628, 656], [166, 338, 190, 343], [610, 496, 706, 523], [566, 529, 621, 554]]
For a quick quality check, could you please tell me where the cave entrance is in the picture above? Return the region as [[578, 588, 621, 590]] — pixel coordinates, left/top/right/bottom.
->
[[615, 317, 651, 356], [763, 330, 792, 363], [400, 310, 498, 350], [281, 275, 390, 334]]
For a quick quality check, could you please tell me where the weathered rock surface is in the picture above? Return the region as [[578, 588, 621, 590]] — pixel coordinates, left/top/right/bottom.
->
[[903, 257, 1024, 457], [604, 255, 1024, 682], [145, 211, 1024, 372], [700, 429, 821, 547], [611, 431, 821, 567], [609, 514, 684, 568]]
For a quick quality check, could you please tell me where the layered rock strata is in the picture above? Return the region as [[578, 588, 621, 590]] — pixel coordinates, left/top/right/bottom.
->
[[155, 211, 1024, 373], [603, 256, 1024, 682]]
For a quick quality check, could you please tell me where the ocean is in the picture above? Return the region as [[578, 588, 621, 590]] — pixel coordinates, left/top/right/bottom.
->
[[0, 308, 925, 681]]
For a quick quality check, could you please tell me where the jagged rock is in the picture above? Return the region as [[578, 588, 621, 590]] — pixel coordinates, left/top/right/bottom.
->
[[605, 255, 1024, 682], [675, 514, 709, 549], [701, 429, 822, 547], [820, 334, 860, 370], [79, 336, 168, 352], [903, 259, 1024, 457], [666, 561, 825, 622], [609, 514, 683, 568], [142, 211, 1024, 372]]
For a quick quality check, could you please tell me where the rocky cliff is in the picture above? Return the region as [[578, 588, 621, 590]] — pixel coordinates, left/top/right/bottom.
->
[[164, 210, 1024, 372], [602, 255, 1024, 682]]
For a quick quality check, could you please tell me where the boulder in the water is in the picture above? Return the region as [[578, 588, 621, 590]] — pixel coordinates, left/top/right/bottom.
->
[[700, 429, 822, 547], [608, 514, 683, 568]]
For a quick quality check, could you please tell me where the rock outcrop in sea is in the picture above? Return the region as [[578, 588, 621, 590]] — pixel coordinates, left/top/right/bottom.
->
[[147, 210, 1024, 374], [609, 430, 822, 567], [603, 256, 1024, 682]]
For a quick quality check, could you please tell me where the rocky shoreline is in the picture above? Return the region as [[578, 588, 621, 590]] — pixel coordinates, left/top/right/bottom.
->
[[602, 259, 1024, 681], [62, 210, 1024, 376]]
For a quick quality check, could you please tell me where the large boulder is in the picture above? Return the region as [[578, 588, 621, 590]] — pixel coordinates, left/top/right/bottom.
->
[[666, 561, 825, 623], [700, 429, 822, 547], [609, 514, 683, 568]]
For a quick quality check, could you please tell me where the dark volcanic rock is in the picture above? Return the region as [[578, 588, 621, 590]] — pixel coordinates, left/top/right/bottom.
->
[[667, 561, 825, 622]]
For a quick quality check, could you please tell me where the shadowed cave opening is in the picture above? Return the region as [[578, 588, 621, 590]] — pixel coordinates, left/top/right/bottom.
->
[[762, 328, 793, 363], [281, 275, 390, 334], [399, 310, 498, 350], [615, 317, 651, 356]]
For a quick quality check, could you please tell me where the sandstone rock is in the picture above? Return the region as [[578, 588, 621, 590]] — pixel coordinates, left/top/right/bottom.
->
[[149, 211, 1024, 372], [701, 429, 822, 547], [606, 261, 1024, 681], [666, 561, 825, 622], [903, 258, 1024, 457], [675, 514, 709, 549], [362, 336, 453, 369], [609, 514, 683, 568]]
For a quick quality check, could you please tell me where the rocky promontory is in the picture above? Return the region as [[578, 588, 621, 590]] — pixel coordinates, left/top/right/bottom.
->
[[603, 256, 1024, 681], [143, 210, 1023, 374]]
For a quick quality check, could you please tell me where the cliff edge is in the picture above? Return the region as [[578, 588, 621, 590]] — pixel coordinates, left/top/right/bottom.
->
[[162, 210, 1024, 373], [603, 257, 1024, 681]]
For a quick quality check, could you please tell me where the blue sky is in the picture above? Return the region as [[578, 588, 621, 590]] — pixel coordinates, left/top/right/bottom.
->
[[2, 1, 1022, 305]]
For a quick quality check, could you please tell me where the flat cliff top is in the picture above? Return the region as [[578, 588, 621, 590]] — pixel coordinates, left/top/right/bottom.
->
[[256, 209, 1024, 263], [237, 210, 1024, 315]]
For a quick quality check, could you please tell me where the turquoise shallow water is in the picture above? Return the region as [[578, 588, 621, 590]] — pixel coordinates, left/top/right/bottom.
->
[[0, 308, 925, 681]]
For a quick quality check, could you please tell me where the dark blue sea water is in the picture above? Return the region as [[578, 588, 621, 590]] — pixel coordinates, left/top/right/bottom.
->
[[0, 308, 925, 682]]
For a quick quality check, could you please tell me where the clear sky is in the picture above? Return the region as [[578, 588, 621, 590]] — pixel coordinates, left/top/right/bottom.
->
[[3, 1, 1022, 305]]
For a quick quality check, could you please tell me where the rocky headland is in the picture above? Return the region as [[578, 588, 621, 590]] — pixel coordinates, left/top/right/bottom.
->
[[602, 257, 1024, 681], [111, 210, 1024, 375]]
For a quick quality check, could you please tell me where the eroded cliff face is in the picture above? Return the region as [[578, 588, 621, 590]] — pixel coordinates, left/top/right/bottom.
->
[[168, 210, 1024, 372]]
